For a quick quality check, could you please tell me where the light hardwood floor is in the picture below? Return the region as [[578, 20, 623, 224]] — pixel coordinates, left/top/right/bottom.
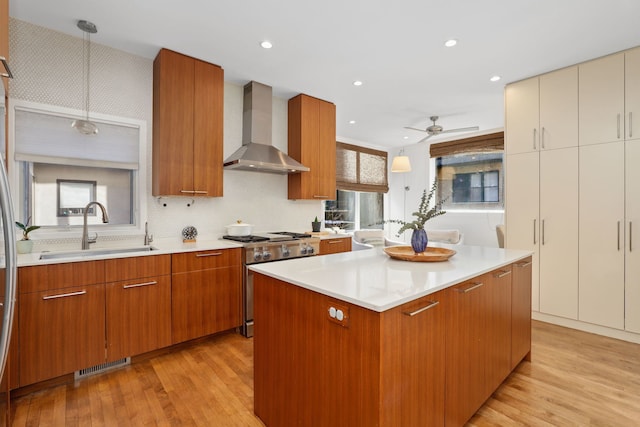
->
[[10, 320, 640, 426]]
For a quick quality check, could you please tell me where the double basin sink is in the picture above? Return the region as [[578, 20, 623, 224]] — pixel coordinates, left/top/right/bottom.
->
[[39, 246, 158, 260]]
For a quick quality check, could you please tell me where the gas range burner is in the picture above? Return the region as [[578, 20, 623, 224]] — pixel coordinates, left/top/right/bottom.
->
[[269, 232, 312, 239], [222, 235, 269, 243]]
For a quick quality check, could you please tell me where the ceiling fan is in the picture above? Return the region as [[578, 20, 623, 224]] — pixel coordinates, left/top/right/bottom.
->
[[405, 115, 479, 143]]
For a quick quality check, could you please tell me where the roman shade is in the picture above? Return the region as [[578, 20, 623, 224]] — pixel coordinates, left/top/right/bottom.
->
[[336, 142, 389, 193], [14, 108, 140, 170], [429, 131, 504, 158]]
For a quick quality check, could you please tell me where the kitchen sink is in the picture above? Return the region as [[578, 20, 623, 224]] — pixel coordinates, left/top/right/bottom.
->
[[39, 246, 158, 260]]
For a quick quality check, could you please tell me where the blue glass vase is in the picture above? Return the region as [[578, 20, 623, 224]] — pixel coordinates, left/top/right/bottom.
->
[[411, 229, 428, 254]]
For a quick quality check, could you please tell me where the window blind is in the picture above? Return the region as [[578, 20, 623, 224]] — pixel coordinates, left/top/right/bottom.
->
[[336, 142, 389, 193], [14, 108, 140, 170], [429, 131, 504, 158]]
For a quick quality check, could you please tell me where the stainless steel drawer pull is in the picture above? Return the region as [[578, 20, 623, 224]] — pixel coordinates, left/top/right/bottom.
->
[[180, 190, 195, 194], [196, 252, 223, 257], [328, 240, 342, 244], [458, 282, 484, 293], [0, 56, 13, 79], [631, 112, 634, 138], [495, 270, 512, 278], [533, 128, 537, 150], [618, 221, 621, 251], [43, 290, 87, 300], [617, 113, 621, 139], [630, 221, 633, 253], [313, 195, 329, 199], [403, 300, 439, 316], [516, 261, 533, 268], [533, 219, 537, 245], [123, 280, 158, 289], [541, 219, 546, 245], [541, 127, 545, 149], [193, 190, 208, 194]]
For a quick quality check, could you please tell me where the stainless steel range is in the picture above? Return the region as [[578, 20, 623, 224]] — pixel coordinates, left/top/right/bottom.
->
[[223, 232, 320, 337]]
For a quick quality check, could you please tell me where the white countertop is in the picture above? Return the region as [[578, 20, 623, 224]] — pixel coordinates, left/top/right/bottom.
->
[[250, 244, 532, 312], [16, 237, 244, 267]]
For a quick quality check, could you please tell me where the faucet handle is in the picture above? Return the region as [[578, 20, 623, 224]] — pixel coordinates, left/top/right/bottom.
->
[[87, 232, 98, 244]]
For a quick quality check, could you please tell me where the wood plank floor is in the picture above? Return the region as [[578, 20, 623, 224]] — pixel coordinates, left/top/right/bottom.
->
[[10, 320, 640, 426]]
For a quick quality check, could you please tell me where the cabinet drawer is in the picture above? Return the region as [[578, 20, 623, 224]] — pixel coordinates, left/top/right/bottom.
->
[[105, 254, 171, 282], [319, 238, 352, 255], [171, 248, 241, 273], [19, 260, 105, 294]]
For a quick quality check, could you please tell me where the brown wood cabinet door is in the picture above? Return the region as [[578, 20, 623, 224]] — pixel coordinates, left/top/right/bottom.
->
[[171, 266, 242, 344], [445, 275, 488, 427], [106, 275, 171, 362], [511, 258, 532, 368], [485, 266, 513, 393], [317, 99, 336, 198], [380, 291, 446, 426], [319, 238, 351, 255], [153, 48, 195, 196], [193, 59, 224, 197], [19, 284, 106, 386]]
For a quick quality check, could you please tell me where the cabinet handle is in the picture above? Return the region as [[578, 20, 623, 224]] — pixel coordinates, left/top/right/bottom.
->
[[327, 240, 342, 244], [313, 195, 330, 199], [180, 190, 196, 194], [0, 56, 13, 79], [533, 219, 537, 245], [42, 290, 87, 300], [403, 300, 439, 316], [193, 190, 208, 194], [457, 282, 484, 293], [617, 113, 621, 139], [494, 270, 512, 278], [617, 221, 621, 251], [630, 221, 633, 253], [541, 219, 545, 245], [533, 128, 537, 150], [516, 261, 533, 268], [541, 126, 545, 149], [630, 112, 634, 138], [123, 280, 157, 289], [196, 252, 223, 257]]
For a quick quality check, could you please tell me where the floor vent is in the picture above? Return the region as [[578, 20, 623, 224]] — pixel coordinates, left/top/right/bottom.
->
[[75, 357, 131, 380]]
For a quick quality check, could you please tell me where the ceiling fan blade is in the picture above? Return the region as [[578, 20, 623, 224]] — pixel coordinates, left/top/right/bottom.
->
[[404, 126, 427, 133], [440, 126, 480, 134], [417, 134, 434, 143]]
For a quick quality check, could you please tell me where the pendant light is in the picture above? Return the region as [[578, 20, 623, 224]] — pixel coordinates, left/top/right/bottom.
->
[[71, 20, 99, 135], [391, 148, 412, 173]]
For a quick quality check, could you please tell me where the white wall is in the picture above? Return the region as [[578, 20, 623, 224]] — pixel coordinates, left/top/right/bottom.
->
[[9, 19, 321, 241]]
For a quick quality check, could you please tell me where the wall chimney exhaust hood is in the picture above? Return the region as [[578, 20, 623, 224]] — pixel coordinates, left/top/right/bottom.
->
[[223, 81, 310, 174]]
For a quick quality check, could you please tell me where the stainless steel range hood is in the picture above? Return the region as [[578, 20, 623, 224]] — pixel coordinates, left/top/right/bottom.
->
[[223, 81, 310, 174]]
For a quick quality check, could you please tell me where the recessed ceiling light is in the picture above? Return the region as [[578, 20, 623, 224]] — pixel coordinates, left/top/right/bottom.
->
[[444, 39, 458, 47], [353, 81, 363, 86], [490, 75, 501, 82], [349, 120, 356, 124], [260, 41, 273, 49], [403, 136, 409, 140]]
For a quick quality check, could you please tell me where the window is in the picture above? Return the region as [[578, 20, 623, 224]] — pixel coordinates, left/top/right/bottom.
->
[[324, 190, 383, 231], [11, 102, 146, 231], [430, 132, 504, 211]]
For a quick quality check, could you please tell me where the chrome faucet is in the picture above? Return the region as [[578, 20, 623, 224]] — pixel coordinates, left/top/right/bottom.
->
[[144, 221, 153, 246], [82, 201, 109, 250]]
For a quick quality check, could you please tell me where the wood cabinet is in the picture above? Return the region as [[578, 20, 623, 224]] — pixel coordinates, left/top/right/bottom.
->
[[105, 255, 171, 362], [171, 249, 242, 343], [288, 94, 336, 200], [511, 257, 532, 369], [255, 261, 528, 427], [18, 261, 106, 386], [153, 48, 224, 197], [319, 236, 351, 255]]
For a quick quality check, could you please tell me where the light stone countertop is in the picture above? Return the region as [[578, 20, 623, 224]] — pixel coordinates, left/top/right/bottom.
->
[[16, 236, 244, 267], [250, 244, 532, 312]]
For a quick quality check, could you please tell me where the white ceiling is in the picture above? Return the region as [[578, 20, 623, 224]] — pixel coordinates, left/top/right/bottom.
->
[[10, 0, 640, 150]]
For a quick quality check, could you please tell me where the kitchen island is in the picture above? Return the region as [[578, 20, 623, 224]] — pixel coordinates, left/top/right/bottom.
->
[[250, 244, 533, 427]]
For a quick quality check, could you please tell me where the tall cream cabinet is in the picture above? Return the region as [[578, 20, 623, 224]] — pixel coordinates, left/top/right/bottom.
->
[[507, 45, 640, 338], [505, 66, 579, 317]]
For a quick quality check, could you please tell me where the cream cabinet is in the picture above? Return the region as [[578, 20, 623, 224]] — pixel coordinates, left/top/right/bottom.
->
[[505, 66, 578, 155], [505, 148, 578, 318], [625, 139, 640, 333], [626, 47, 640, 142], [578, 142, 625, 329]]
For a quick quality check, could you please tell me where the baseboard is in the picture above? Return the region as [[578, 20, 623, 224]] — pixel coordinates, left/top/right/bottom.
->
[[532, 311, 640, 345]]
